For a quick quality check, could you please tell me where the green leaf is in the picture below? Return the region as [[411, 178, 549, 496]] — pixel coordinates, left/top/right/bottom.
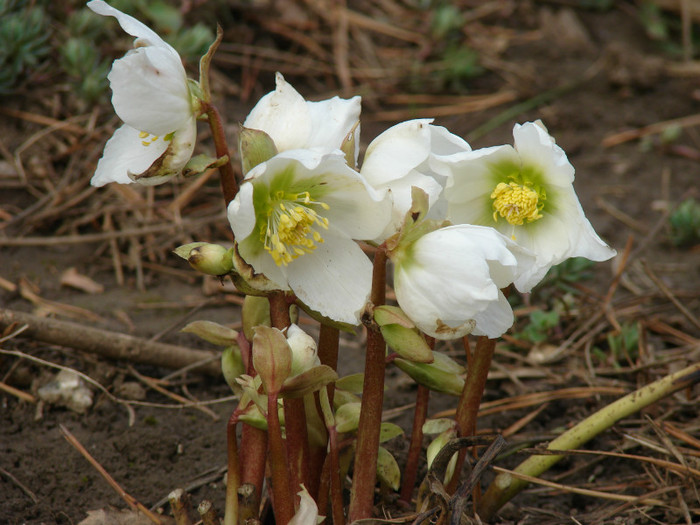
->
[[376, 446, 400, 491]]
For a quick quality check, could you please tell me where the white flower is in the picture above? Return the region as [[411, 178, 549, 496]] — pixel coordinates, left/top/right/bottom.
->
[[360, 119, 471, 241], [286, 324, 320, 376], [228, 149, 391, 325], [391, 224, 535, 340], [289, 485, 324, 525], [444, 121, 616, 291], [244, 72, 361, 160], [87, 0, 197, 186]]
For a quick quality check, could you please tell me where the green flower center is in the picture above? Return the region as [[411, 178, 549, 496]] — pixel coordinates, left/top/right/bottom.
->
[[490, 181, 543, 226], [262, 190, 329, 266]]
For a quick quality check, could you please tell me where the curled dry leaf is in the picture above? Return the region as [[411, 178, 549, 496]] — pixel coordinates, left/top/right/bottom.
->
[[60, 267, 105, 294]]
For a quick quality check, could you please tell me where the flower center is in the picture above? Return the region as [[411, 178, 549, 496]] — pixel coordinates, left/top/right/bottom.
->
[[490, 181, 544, 226], [263, 191, 329, 266]]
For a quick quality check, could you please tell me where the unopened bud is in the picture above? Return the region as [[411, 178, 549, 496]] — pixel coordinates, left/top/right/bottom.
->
[[242, 295, 271, 341], [174, 242, 233, 276], [239, 126, 278, 175], [252, 326, 292, 395], [286, 324, 319, 376], [394, 351, 465, 395]]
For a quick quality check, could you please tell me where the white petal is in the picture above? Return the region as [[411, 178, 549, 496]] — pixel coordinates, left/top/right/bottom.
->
[[471, 292, 515, 338], [87, 0, 177, 54], [243, 72, 313, 152], [109, 46, 191, 135], [306, 94, 362, 153], [227, 182, 257, 240], [284, 232, 373, 325], [91, 124, 168, 186], [289, 485, 321, 525], [361, 119, 433, 187], [513, 122, 574, 187]]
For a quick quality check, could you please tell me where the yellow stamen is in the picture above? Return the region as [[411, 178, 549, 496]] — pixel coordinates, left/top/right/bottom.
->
[[263, 191, 330, 266], [139, 132, 160, 147], [491, 181, 543, 226]]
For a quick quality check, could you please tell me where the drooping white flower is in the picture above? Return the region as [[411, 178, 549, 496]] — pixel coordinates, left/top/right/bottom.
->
[[87, 0, 198, 186], [244, 72, 361, 160], [286, 324, 320, 376], [227, 149, 391, 325], [390, 224, 535, 340], [360, 119, 472, 241], [444, 121, 616, 291], [289, 485, 324, 525]]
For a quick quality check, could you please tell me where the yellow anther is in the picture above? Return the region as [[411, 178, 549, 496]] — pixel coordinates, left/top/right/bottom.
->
[[262, 192, 331, 266], [139, 132, 160, 147], [491, 181, 543, 226]]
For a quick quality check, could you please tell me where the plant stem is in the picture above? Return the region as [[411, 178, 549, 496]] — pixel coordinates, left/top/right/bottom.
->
[[319, 387, 345, 525], [205, 103, 238, 206], [239, 423, 266, 514], [348, 248, 387, 522], [399, 335, 434, 505], [399, 384, 430, 504], [446, 335, 496, 494], [268, 391, 295, 524], [224, 412, 240, 525], [308, 323, 340, 497], [478, 361, 700, 520]]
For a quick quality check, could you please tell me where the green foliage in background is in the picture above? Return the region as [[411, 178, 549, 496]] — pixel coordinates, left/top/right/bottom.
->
[[0, 0, 51, 94], [669, 198, 700, 247], [515, 309, 561, 345], [0, 0, 214, 101]]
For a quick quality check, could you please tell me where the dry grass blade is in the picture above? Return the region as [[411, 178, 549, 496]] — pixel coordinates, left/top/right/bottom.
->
[[490, 465, 669, 507], [59, 424, 166, 525]]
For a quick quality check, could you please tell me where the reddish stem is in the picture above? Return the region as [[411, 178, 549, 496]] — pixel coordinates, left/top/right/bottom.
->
[[268, 392, 295, 524], [205, 104, 239, 206], [399, 384, 430, 504], [239, 423, 267, 505], [308, 323, 339, 498], [446, 335, 496, 493], [348, 248, 387, 522], [224, 412, 240, 525]]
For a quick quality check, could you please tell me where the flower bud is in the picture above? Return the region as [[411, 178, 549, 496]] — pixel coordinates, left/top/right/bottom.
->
[[252, 326, 292, 395], [242, 295, 271, 342], [221, 346, 245, 393], [239, 126, 278, 176], [286, 324, 320, 376], [394, 351, 465, 395], [174, 242, 234, 276]]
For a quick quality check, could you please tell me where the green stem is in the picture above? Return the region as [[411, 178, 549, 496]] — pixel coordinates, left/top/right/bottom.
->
[[348, 248, 387, 522], [478, 361, 700, 520], [446, 335, 495, 493]]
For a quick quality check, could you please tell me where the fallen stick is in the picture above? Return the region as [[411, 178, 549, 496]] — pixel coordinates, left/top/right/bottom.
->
[[0, 308, 221, 377]]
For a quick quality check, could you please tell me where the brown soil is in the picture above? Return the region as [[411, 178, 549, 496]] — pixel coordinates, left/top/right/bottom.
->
[[1, 2, 699, 524]]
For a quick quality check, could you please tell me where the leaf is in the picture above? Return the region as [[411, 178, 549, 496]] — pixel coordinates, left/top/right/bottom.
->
[[335, 373, 365, 394], [379, 422, 404, 443], [376, 446, 401, 491], [182, 320, 239, 347], [335, 402, 361, 433], [280, 365, 338, 398]]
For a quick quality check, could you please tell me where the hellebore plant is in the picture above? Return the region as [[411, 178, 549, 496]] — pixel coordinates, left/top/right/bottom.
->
[[83, 3, 700, 525]]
